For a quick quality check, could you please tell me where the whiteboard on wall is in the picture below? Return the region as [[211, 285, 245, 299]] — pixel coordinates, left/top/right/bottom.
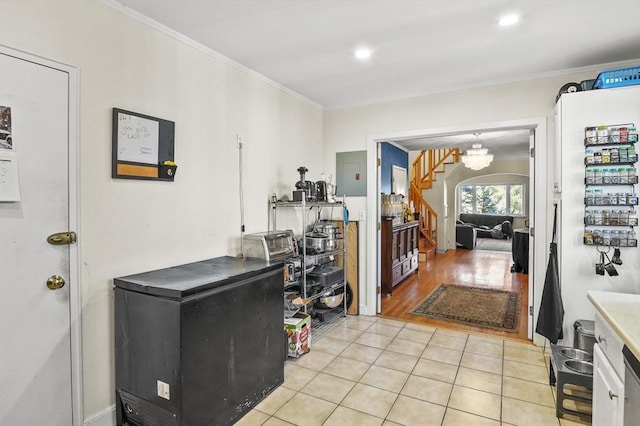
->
[[116, 111, 159, 165], [112, 108, 175, 180]]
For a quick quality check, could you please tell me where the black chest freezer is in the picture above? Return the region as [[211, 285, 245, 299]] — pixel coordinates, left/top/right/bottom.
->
[[114, 256, 284, 426]]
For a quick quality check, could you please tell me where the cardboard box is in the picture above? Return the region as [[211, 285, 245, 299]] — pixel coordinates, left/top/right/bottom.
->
[[287, 293, 311, 307], [284, 313, 311, 357]]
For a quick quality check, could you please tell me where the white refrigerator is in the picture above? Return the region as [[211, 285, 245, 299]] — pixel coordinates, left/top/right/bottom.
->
[[554, 85, 640, 347]]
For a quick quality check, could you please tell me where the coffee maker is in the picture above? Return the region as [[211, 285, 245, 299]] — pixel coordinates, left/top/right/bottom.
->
[[316, 180, 327, 202]]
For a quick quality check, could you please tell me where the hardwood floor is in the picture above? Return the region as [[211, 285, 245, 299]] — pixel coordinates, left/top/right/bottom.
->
[[379, 246, 530, 341]]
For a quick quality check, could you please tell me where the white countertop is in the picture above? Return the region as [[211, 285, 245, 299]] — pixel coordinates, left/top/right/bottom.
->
[[588, 290, 640, 360]]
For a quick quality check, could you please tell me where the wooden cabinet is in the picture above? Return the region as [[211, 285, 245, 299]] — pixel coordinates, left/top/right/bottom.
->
[[381, 218, 419, 295]]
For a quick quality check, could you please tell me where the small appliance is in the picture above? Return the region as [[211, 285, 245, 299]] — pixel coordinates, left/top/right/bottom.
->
[[243, 230, 297, 262], [293, 166, 321, 201], [316, 180, 327, 202]]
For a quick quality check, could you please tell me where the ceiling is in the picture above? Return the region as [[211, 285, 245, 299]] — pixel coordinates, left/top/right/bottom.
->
[[113, 0, 640, 158]]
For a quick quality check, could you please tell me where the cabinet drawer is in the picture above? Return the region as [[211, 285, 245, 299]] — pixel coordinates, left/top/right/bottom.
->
[[401, 259, 412, 276], [392, 264, 403, 283], [411, 254, 418, 270], [595, 311, 625, 377]]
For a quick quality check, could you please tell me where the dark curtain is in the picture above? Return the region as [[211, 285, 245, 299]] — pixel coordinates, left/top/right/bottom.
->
[[535, 204, 564, 344]]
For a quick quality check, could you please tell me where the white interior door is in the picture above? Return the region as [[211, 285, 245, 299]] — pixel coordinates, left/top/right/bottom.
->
[[528, 129, 535, 339], [0, 50, 75, 425], [376, 142, 382, 313]]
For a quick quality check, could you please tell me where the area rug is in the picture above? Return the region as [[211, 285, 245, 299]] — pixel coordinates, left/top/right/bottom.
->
[[410, 284, 520, 332], [475, 238, 511, 252]]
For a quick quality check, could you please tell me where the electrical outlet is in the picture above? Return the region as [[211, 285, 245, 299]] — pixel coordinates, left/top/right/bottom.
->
[[157, 380, 170, 400]]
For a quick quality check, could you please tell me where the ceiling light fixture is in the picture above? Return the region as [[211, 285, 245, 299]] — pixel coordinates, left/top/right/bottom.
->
[[461, 133, 494, 171], [498, 14, 519, 26], [354, 48, 372, 60]]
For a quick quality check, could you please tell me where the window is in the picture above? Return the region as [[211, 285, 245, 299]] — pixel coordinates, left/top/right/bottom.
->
[[460, 184, 524, 215]]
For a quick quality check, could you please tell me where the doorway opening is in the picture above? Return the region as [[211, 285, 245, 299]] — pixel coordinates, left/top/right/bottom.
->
[[365, 118, 548, 343]]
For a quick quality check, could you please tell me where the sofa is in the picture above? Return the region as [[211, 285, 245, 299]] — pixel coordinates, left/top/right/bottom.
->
[[455, 224, 477, 249], [458, 213, 514, 239]]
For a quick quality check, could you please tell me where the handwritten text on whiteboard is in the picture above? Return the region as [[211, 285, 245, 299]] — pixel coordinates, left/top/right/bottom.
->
[[117, 112, 159, 165]]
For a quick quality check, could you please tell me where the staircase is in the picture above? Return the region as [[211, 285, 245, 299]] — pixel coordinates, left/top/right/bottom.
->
[[409, 148, 460, 255]]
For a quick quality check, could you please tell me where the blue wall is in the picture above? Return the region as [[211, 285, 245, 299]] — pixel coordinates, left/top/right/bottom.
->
[[380, 142, 408, 195]]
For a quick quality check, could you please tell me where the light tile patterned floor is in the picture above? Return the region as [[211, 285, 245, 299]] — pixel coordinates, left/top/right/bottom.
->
[[235, 316, 592, 426]]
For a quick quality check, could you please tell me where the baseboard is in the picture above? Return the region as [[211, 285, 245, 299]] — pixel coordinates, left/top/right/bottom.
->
[[358, 304, 375, 316], [85, 405, 115, 426]]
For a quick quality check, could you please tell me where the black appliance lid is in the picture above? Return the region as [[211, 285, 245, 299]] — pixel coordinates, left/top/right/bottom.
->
[[114, 256, 282, 299]]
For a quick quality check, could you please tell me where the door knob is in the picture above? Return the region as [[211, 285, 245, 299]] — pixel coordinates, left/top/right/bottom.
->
[[47, 231, 77, 245], [46, 275, 65, 290]]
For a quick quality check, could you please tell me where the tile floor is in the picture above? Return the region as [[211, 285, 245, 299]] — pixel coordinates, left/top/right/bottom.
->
[[235, 316, 592, 426]]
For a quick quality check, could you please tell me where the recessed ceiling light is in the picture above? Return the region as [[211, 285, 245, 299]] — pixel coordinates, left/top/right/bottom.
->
[[355, 48, 372, 60], [498, 14, 519, 26]]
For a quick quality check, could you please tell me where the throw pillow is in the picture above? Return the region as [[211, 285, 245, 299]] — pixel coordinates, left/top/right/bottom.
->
[[490, 223, 504, 239], [501, 220, 513, 238]]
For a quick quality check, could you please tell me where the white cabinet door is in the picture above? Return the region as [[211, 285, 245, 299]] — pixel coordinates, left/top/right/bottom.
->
[[593, 344, 624, 426]]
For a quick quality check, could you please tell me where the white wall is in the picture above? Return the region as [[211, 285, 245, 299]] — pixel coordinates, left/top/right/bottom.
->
[[2, 1, 322, 421]]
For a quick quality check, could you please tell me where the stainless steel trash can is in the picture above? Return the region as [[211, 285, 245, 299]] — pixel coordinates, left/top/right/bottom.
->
[[573, 319, 596, 354]]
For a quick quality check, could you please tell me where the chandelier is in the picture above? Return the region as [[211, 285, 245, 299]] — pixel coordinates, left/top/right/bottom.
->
[[461, 133, 493, 171]]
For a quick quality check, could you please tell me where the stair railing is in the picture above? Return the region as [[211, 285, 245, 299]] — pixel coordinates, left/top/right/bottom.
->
[[409, 181, 437, 250], [409, 148, 460, 252]]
